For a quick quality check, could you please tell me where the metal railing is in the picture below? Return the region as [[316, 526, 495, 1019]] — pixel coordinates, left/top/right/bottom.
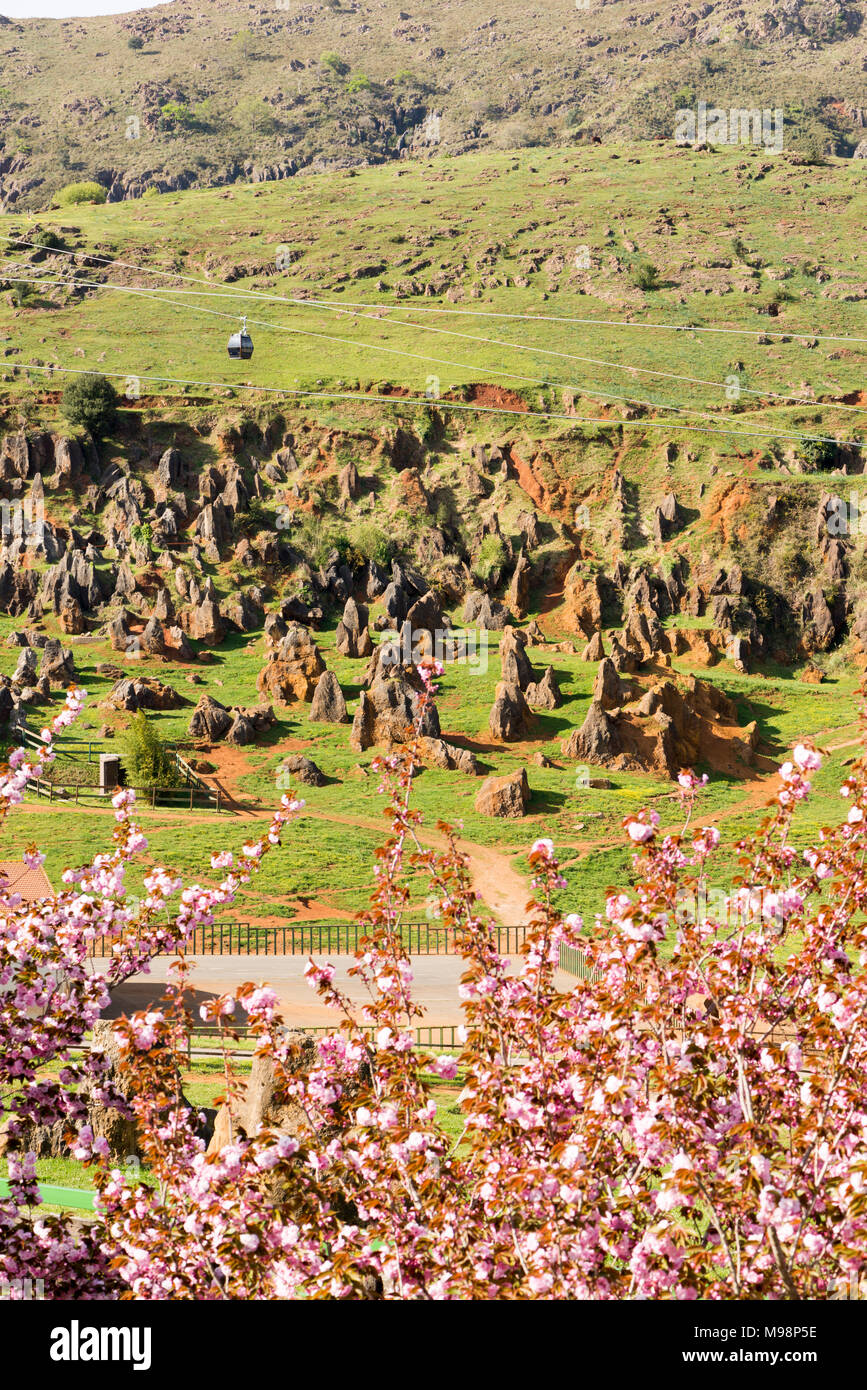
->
[[186, 1022, 463, 1058], [87, 921, 531, 958], [558, 942, 601, 981], [170, 921, 530, 956]]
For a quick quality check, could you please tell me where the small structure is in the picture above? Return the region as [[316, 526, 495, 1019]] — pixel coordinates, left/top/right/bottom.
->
[[99, 753, 121, 796], [0, 861, 53, 902]]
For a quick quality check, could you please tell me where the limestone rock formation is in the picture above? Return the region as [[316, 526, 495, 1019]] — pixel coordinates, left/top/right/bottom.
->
[[349, 672, 440, 752], [257, 624, 326, 704], [475, 767, 530, 818], [489, 679, 532, 742], [309, 670, 349, 724]]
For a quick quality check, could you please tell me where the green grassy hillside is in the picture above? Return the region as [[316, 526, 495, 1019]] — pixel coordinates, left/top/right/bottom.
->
[[0, 0, 865, 209]]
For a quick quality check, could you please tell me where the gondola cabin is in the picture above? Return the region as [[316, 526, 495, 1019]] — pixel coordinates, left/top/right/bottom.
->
[[227, 317, 254, 360]]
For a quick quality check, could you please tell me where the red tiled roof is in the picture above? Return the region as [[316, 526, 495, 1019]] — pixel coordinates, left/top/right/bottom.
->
[[0, 861, 53, 902]]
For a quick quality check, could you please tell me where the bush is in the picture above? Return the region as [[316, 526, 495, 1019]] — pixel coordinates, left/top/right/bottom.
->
[[127, 35, 144, 50], [353, 522, 394, 569], [61, 374, 119, 437], [799, 438, 839, 472], [122, 712, 181, 789], [321, 51, 350, 78], [130, 521, 153, 554], [55, 181, 107, 207], [346, 73, 373, 94], [629, 259, 661, 291], [474, 533, 506, 582], [159, 100, 198, 132]]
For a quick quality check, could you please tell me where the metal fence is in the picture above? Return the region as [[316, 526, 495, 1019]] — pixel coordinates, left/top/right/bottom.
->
[[87, 921, 532, 958], [558, 942, 601, 981], [171, 921, 530, 956], [186, 1021, 463, 1059]]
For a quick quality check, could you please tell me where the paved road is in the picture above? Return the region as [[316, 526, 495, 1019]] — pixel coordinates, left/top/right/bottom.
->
[[93, 953, 578, 1029], [93, 953, 473, 1027]]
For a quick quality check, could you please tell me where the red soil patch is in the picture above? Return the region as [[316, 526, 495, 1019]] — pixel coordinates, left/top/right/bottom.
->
[[465, 383, 529, 411], [706, 478, 755, 545]]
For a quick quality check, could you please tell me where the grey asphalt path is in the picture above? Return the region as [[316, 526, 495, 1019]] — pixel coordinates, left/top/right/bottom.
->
[[93, 953, 473, 1027]]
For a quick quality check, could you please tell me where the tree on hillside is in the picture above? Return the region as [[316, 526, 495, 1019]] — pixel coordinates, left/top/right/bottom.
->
[[60, 374, 118, 438], [122, 711, 180, 788]]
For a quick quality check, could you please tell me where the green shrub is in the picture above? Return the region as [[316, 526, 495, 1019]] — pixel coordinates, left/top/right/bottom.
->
[[61, 374, 118, 437], [123, 713, 181, 789], [346, 74, 373, 94], [799, 439, 839, 472], [321, 52, 350, 78], [130, 521, 153, 553], [353, 522, 394, 569], [474, 534, 506, 582], [159, 100, 197, 132], [127, 35, 144, 50], [629, 260, 661, 291], [55, 182, 106, 207]]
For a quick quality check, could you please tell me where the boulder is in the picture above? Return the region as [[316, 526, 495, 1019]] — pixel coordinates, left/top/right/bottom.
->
[[338, 460, 361, 501], [463, 591, 509, 630], [525, 665, 562, 710], [140, 615, 168, 657], [188, 694, 233, 741], [417, 736, 481, 776], [257, 624, 326, 704], [349, 672, 440, 752], [500, 625, 534, 690], [12, 647, 37, 687], [0, 561, 38, 617], [475, 768, 530, 818], [581, 631, 605, 662], [593, 657, 624, 711], [562, 565, 604, 639], [489, 679, 532, 742], [335, 596, 374, 659], [507, 550, 532, 619], [280, 754, 326, 787], [39, 639, 78, 687], [105, 676, 184, 712], [561, 700, 622, 763], [152, 587, 175, 623], [58, 595, 85, 635], [309, 670, 349, 724], [182, 598, 226, 646], [226, 713, 255, 745], [220, 592, 264, 633]]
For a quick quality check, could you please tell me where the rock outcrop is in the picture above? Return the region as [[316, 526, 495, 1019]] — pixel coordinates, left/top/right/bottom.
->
[[257, 625, 326, 704], [475, 767, 530, 818]]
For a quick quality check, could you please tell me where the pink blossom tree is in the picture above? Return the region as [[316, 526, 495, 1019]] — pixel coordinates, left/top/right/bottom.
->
[[2, 678, 867, 1299]]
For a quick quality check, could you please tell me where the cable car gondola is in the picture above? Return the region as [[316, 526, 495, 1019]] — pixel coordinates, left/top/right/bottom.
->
[[227, 316, 254, 360]]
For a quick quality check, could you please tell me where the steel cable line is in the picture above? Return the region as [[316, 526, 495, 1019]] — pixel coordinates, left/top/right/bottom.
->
[[10, 359, 865, 451], [4, 272, 864, 449], [3, 231, 867, 414]]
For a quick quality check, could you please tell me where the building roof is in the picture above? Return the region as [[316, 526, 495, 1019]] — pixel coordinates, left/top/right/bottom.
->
[[0, 861, 53, 902]]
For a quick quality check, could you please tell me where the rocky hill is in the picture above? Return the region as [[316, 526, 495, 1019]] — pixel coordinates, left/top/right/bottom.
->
[[1, 0, 867, 208]]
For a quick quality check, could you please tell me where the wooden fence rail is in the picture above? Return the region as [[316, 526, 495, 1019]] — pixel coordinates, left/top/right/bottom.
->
[[26, 777, 221, 812]]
